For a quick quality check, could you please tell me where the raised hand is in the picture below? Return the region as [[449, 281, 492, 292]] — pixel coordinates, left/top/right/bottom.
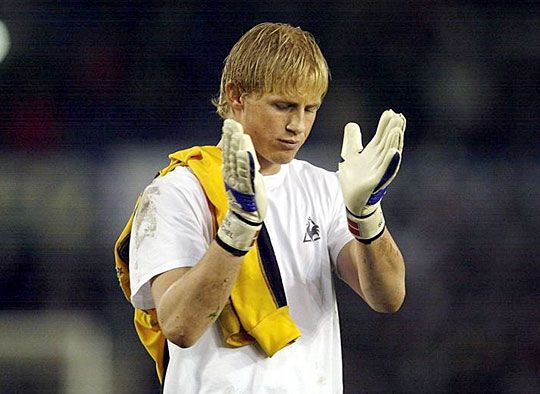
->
[[338, 110, 406, 243], [216, 119, 267, 255]]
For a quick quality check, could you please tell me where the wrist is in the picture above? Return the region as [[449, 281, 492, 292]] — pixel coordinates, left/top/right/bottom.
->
[[216, 211, 262, 256], [346, 203, 386, 244]]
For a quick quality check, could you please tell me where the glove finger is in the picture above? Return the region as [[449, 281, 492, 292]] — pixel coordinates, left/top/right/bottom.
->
[[221, 122, 233, 185], [371, 120, 397, 165], [222, 120, 242, 169], [370, 110, 398, 158], [374, 121, 394, 158], [373, 148, 401, 192], [372, 109, 396, 147], [374, 126, 400, 168], [245, 151, 256, 193], [221, 119, 233, 167], [224, 122, 243, 187], [236, 159, 249, 180], [387, 114, 405, 151], [397, 113, 406, 152], [386, 112, 404, 132], [341, 122, 363, 160], [234, 150, 253, 193], [239, 133, 260, 173], [377, 112, 404, 150], [239, 135, 266, 218]]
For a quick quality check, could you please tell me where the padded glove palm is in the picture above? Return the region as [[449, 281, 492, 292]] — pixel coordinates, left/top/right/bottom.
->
[[216, 119, 267, 256]]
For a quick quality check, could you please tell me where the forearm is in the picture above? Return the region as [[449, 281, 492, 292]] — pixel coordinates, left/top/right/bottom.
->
[[153, 241, 243, 347], [148, 119, 267, 348], [338, 227, 405, 313], [352, 229, 405, 312], [337, 109, 407, 312]]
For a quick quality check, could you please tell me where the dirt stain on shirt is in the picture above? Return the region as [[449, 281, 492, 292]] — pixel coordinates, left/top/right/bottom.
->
[[135, 185, 160, 249]]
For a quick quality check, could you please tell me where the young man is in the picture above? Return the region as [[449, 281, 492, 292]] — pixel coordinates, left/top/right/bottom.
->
[[129, 22, 406, 393]]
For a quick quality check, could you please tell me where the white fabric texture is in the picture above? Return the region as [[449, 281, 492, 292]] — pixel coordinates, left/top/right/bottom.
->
[[129, 158, 354, 394]]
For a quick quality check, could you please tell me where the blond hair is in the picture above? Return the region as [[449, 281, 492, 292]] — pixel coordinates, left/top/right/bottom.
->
[[212, 22, 330, 118]]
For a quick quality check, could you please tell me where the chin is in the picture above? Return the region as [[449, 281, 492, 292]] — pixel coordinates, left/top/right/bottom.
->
[[275, 156, 295, 165], [259, 152, 297, 171]]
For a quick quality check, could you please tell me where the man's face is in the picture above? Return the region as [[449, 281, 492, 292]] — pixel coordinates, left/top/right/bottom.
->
[[235, 92, 321, 175]]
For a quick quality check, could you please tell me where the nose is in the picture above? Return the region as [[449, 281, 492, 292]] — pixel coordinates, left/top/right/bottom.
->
[[286, 110, 306, 135]]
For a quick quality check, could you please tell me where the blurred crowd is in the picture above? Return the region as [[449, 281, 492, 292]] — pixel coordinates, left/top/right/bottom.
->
[[2, 1, 538, 155]]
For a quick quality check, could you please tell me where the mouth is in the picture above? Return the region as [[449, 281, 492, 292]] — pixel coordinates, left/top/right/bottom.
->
[[277, 138, 301, 150]]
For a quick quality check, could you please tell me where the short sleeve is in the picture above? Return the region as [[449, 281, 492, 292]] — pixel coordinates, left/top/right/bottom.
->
[[326, 173, 354, 267], [129, 167, 213, 310]]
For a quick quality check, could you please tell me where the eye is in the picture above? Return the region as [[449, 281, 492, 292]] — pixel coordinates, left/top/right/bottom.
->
[[305, 106, 319, 114], [274, 102, 291, 110]]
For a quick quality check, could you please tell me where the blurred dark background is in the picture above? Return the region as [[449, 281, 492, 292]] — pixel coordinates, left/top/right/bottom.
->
[[1, 1, 539, 393]]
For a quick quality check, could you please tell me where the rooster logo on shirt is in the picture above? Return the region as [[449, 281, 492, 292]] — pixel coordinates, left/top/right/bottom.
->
[[303, 217, 321, 242]]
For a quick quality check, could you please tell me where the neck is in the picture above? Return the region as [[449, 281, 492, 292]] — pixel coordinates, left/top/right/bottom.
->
[[260, 162, 281, 176]]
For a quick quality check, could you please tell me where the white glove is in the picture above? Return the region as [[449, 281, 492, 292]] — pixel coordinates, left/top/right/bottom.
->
[[338, 110, 406, 243], [216, 119, 267, 256]]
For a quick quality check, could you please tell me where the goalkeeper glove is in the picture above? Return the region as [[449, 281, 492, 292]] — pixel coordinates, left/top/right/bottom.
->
[[338, 110, 406, 243], [216, 119, 267, 256]]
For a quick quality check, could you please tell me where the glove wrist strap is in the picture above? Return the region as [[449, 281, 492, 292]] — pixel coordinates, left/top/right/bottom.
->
[[346, 204, 385, 244], [217, 211, 261, 255]]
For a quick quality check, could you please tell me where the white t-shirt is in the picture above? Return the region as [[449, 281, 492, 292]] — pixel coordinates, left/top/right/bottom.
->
[[130, 158, 354, 394]]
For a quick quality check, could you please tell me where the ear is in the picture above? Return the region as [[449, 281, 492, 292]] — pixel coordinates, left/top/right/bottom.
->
[[225, 81, 245, 115]]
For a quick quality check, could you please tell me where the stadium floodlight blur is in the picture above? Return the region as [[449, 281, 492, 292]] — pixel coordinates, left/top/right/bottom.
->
[[0, 20, 10, 64]]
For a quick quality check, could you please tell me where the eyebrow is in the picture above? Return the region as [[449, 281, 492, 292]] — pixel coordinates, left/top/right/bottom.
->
[[272, 97, 321, 108]]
